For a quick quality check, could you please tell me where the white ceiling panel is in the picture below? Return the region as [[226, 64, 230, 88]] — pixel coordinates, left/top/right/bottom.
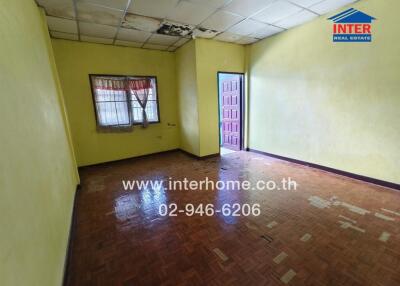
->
[[249, 25, 284, 38], [79, 22, 118, 38], [46, 16, 78, 34], [235, 36, 259, 45], [228, 19, 268, 36], [309, 0, 357, 15], [201, 10, 244, 31], [77, 2, 124, 26], [50, 31, 79, 41], [167, 1, 216, 25], [214, 31, 242, 42], [147, 34, 180, 45], [288, 0, 324, 8], [81, 35, 114, 44], [115, 40, 143, 47], [142, 43, 169, 50], [192, 28, 219, 39], [223, 0, 275, 17], [173, 37, 190, 47], [117, 28, 151, 42], [187, 0, 230, 9], [122, 14, 161, 32], [40, 0, 331, 50], [77, 0, 128, 11], [128, 0, 180, 19], [275, 10, 318, 29], [168, 46, 178, 52], [37, 0, 76, 19], [252, 1, 303, 24]]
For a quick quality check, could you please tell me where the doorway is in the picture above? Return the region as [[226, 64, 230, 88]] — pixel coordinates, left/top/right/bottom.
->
[[218, 72, 244, 155]]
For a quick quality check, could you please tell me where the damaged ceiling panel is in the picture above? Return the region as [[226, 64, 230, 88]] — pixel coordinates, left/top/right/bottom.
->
[[157, 21, 194, 37], [38, 0, 358, 51]]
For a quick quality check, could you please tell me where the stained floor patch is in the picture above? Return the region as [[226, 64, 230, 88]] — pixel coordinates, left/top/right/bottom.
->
[[338, 214, 357, 224], [338, 220, 365, 233], [379, 231, 391, 242], [340, 202, 370, 215], [381, 208, 400, 217], [245, 222, 258, 230], [267, 221, 278, 228], [300, 233, 312, 242], [273, 252, 288, 264], [375, 212, 396, 221], [308, 196, 331, 209], [280, 269, 296, 284], [213, 248, 229, 262]]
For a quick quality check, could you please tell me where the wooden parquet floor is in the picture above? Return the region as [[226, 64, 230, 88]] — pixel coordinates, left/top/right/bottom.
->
[[67, 151, 400, 286]]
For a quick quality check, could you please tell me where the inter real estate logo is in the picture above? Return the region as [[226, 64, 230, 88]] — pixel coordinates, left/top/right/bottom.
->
[[328, 8, 376, 42]]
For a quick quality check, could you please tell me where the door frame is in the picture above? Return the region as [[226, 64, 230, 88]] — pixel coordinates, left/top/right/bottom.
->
[[217, 71, 245, 153]]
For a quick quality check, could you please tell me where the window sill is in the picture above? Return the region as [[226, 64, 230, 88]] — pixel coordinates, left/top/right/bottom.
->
[[96, 121, 161, 133]]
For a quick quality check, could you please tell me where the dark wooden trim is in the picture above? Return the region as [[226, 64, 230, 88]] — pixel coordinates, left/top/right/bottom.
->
[[88, 74, 161, 132], [62, 184, 81, 286], [79, 149, 181, 169], [79, 149, 220, 170], [217, 71, 245, 75], [217, 72, 245, 153], [239, 74, 245, 151], [247, 148, 400, 191]]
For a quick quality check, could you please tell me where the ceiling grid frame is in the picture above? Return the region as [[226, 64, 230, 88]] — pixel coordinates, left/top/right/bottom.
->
[[37, 0, 360, 51]]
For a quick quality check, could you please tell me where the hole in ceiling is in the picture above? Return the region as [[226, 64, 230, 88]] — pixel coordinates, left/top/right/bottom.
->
[[157, 21, 194, 37], [123, 13, 161, 33]]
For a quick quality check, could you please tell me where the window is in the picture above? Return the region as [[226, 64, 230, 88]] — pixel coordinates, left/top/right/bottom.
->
[[90, 75, 159, 131]]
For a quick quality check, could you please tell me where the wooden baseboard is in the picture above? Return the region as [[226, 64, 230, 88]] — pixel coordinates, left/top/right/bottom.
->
[[79, 149, 181, 169], [246, 148, 400, 191], [62, 184, 80, 286], [79, 149, 221, 170]]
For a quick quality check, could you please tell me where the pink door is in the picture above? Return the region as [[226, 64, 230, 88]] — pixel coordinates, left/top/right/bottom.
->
[[221, 75, 241, 151]]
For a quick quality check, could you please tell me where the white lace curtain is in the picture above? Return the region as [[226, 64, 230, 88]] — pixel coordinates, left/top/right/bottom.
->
[[92, 77, 153, 128], [128, 78, 152, 128]]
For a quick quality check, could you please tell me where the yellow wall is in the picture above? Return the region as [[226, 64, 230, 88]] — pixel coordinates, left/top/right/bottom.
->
[[248, 0, 400, 184], [52, 40, 180, 166], [195, 39, 245, 156], [175, 40, 200, 156], [175, 39, 245, 157], [53, 37, 245, 162], [0, 1, 79, 286]]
